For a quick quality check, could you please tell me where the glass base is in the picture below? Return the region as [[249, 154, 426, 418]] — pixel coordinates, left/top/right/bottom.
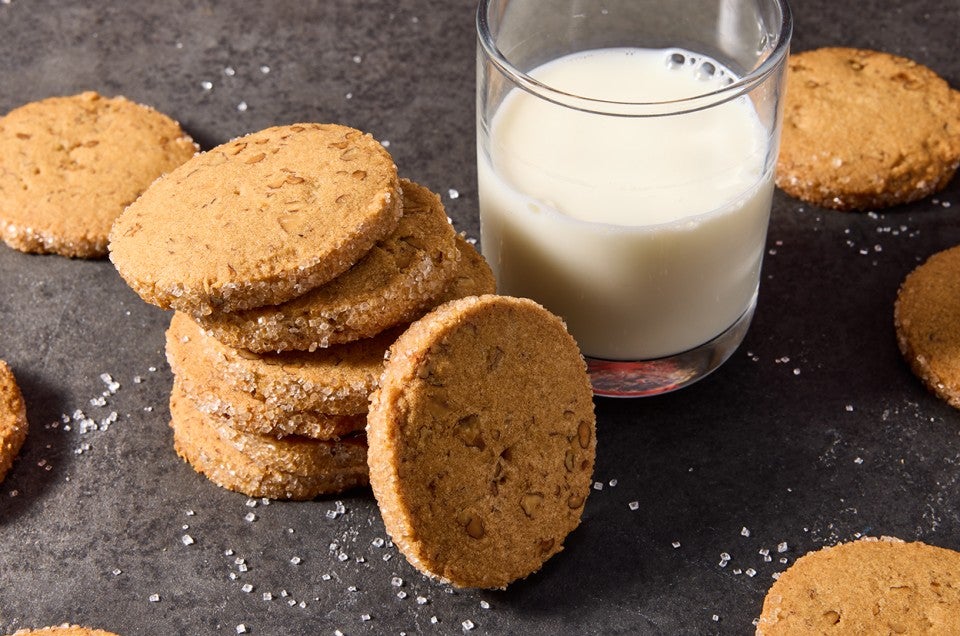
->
[[586, 298, 756, 397]]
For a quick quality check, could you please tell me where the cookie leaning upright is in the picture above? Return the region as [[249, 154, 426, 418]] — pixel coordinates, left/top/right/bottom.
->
[[756, 537, 960, 634], [777, 48, 960, 211], [109, 123, 401, 315], [367, 295, 596, 589], [894, 244, 960, 409], [0, 91, 197, 258], [0, 360, 28, 485]]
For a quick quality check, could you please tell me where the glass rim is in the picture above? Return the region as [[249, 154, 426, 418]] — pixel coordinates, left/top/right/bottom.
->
[[476, 0, 793, 116]]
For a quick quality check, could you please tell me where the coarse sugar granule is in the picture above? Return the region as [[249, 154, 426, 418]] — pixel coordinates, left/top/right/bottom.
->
[[417, 596, 428, 605], [148, 593, 160, 602], [245, 512, 257, 522], [242, 584, 254, 593], [360, 614, 371, 621], [391, 577, 403, 587], [200, 81, 213, 90], [263, 592, 272, 601], [480, 600, 490, 609], [746, 568, 757, 577], [462, 619, 475, 630], [628, 501, 640, 511], [235, 624, 247, 634], [290, 556, 302, 565], [397, 591, 407, 599], [777, 542, 788, 553], [181, 534, 194, 546], [741, 526, 751, 537], [671, 541, 681, 549], [448, 188, 460, 199]]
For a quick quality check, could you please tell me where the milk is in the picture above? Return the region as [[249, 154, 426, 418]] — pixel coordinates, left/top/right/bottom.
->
[[478, 48, 775, 361]]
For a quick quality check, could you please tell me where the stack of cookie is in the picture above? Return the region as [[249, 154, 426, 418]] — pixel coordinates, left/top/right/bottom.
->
[[109, 123, 494, 500]]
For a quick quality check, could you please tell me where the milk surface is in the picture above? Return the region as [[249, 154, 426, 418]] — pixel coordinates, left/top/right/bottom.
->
[[479, 48, 774, 360]]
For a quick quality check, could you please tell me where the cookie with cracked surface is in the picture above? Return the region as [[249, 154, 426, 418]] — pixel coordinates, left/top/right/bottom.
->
[[109, 123, 401, 315], [169, 386, 368, 500], [777, 47, 960, 210], [756, 536, 960, 634], [367, 295, 595, 589], [169, 311, 392, 416], [194, 179, 460, 352], [8, 627, 120, 636], [894, 244, 960, 409], [0, 91, 196, 258], [165, 315, 364, 439], [0, 360, 28, 485]]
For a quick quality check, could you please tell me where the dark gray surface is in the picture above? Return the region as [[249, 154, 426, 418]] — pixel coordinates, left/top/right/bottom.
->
[[1, 1, 958, 634]]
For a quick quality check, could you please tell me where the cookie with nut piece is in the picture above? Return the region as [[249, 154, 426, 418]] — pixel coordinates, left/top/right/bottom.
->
[[894, 244, 960, 409], [193, 178, 462, 352], [367, 294, 596, 589], [0, 359, 28, 485], [756, 536, 960, 634], [109, 123, 401, 316], [0, 91, 197, 258], [169, 386, 368, 500], [777, 47, 960, 210], [165, 313, 365, 439]]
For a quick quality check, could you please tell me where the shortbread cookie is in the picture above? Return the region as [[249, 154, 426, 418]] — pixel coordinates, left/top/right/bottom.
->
[[195, 179, 460, 352], [0, 91, 196, 258], [110, 123, 401, 315], [165, 318, 365, 438], [0, 360, 28, 484], [894, 244, 960, 408], [437, 234, 496, 302], [367, 295, 596, 589], [8, 627, 120, 636], [777, 48, 960, 210], [170, 387, 368, 500], [756, 536, 960, 634], [169, 312, 392, 416]]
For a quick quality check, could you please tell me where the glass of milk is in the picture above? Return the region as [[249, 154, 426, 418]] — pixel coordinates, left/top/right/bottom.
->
[[477, 0, 792, 396]]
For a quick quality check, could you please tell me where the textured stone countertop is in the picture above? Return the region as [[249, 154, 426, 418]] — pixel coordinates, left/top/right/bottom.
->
[[1, 1, 958, 634]]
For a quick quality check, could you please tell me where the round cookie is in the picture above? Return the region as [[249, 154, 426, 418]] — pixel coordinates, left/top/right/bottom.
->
[[8, 628, 119, 636], [367, 295, 596, 589], [0, 91, 196, 258], [436, 233, 496, 303], [756, 536, 960, 634], [109, 123, 401, 315], [777, 47, 960, 211], [165, 316, 365, 439], [170, 387, 368, 500], [894, 244, 960, 409], [168, 311, 392, 416], [0, 359, 28, 485], [195, 179, 460, 352]]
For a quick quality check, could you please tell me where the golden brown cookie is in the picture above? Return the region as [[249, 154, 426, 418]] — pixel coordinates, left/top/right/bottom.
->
[[894, 244, 960, 408], [194, 179, 460, 352], [8, 627, 119, 636], [168, 311, 391, 416], [0, 360, 28, 485], [436, 233, 496, 302], [165, 316, 365, 439], [367, 295, 596, 589], [170, 386, 368, 500], [777, 48, 960, 210], [109, 123, 401, 315], [0, 91, 196, 258], [756, 536, 960, 634]]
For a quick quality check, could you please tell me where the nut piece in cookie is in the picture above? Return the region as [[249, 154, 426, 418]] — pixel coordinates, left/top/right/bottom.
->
[[109, 123, 401, 315], [756, 537, 960, 634], [0, 91, 197, 258], [0, 360, 28, 485], [777, 47, 960, 210], [367, 295, 596, 589], [894, 244, 960, 409]]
